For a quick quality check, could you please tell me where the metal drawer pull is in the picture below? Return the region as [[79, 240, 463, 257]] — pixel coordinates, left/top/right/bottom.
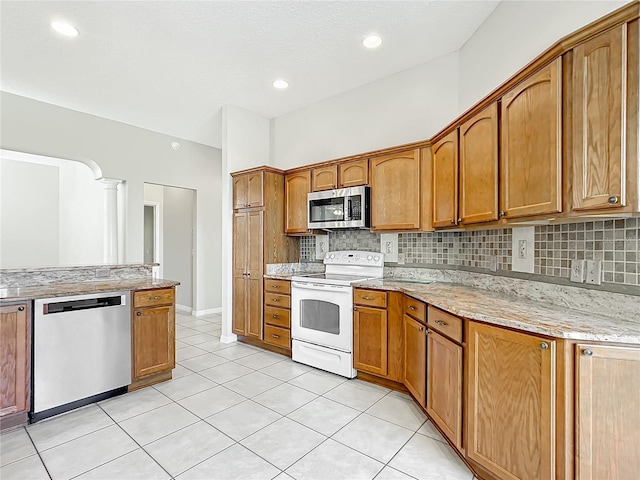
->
[[272, 298, 279, 302], [136, 312, 141, 316], [408, 305, 416, 310], [150, 296, 163, 300], [272, 315, 280, 319], [362, 296, 374, 300], [583, 349, 593, 356], [272, 285, 280, 289], [435, 320, 447, 327], [540, 342, 549, 350], [272, 334, 280, 339], [18, 306, 25, 311], [608, 196, 619, 204], [418, 326, 424, 332]]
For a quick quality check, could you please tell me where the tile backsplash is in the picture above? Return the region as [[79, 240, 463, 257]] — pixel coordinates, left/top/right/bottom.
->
[[298, 218, 640, 287]]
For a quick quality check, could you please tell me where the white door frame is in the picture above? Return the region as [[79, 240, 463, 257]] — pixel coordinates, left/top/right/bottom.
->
[[144, 201, 162, 279]]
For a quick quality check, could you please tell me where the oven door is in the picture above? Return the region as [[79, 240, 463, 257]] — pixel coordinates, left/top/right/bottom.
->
[[291, 281, 353, 352]]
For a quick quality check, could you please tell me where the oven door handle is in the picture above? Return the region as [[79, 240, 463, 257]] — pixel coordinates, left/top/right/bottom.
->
[[292, 282, 351, 292]]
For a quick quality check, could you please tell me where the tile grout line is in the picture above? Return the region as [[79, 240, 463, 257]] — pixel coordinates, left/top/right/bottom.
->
[[22, 426, 54, 480]]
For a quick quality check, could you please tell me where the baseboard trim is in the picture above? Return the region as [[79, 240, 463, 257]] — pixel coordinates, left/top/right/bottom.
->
[[220, 334, 237, 344], [176, 304, 192, 314], [193, 307, 222, 316]]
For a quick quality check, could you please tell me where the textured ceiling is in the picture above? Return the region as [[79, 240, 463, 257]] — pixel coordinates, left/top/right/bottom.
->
[[0, 1, 500, 147]]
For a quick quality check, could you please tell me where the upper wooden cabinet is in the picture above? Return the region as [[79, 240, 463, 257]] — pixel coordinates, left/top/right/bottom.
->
[[467, 321, 556, 480], [501, 58, 562, 219], [233, 170, 264, 209], [575, 343, 640, 480], [571, 25, 628, 212], [311, 165, 338, 192], [459, 102, 499, 224], [432, 131, 459, 228], [0, 303, 30, 427], [370, 149, 421, 231], [285, 170, 312, 234], [338, 159, 369, 188]]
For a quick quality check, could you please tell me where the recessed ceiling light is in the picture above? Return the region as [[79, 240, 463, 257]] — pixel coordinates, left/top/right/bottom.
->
[[51, 20, 79, 37], [362, 34, 383, 49], [273, 79, 289, 90]]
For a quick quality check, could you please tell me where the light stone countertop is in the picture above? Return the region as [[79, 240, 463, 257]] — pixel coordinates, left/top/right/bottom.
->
[[263, 273, 297, 281], [0, 278, 180, 302], [355, 279, 640, 344]]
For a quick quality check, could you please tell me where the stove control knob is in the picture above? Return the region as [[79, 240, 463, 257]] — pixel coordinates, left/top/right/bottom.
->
[[374, 256, 380, 262], [325, 253, 330, 259], [330, 254, 335, 259], [367, 255, 373, 261]]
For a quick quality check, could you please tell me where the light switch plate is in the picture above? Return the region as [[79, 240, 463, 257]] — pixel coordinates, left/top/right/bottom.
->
[[570, 259, 586, 283], [585, 260, 602, 285], [512, 227, 535, 273], [315, 234, 329, 260]]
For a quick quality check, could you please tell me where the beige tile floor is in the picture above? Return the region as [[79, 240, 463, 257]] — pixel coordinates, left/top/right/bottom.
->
[[0, 312, 475, 480]]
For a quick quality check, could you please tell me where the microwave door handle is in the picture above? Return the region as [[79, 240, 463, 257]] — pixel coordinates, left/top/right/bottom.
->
[[346, 199, 351, 221]]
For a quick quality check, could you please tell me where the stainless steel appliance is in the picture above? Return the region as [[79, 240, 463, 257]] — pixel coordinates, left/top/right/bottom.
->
[[32, 291, 131, 421], [291, 251, 384, 378], [307, 186, 370, 229]]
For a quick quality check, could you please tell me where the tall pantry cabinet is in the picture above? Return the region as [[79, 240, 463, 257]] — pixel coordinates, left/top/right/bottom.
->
[[231, 168, 298, 340]]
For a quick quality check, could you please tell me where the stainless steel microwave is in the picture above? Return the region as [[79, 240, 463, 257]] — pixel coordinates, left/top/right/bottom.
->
[[307, 186, 370, 229]]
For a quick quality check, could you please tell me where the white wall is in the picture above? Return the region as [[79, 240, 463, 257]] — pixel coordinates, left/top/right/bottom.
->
[[1, 92, 222, 312], [458, 0, 628, 112], [0, 159, 59, 267], [162, 185, 195, 309], [271, 52, 459, 169]]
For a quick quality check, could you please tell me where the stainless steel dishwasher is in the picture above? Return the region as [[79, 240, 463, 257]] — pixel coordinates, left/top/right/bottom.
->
[[32, 291, 131, 422]]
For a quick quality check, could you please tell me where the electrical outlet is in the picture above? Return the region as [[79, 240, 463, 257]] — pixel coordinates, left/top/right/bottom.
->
[[489, 255, 497, 272], [397, 253, 405, 265], [315, 234, 329, 260], [585, 260, 602, 285], [518, 240, 527, 259], [570, 259, 586, 283], [380, 233, 398, 262]]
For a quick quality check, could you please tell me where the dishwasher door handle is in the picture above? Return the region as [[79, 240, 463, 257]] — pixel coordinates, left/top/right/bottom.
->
[[43, 294, 126, 314]]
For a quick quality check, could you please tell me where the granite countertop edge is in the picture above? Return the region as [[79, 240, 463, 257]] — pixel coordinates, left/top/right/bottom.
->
[[0, 278, 181, 302], [355, 279, 640, 345]]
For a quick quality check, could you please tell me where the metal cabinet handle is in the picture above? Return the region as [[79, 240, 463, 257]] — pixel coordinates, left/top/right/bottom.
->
[[150, 296, 163, 300], [457, 218, 462, 223], [272, 334, 280, 339], [583, 348, 593, 356], [272, 285, 280, 289], [608, 196, 619, 204], [435, 320, 447, 327], [408, 305, 416, 311], [353, 307, 357, 311], [540, 342, 549, 350], [136, 312, 142, 316], [499, 211, 505, 217], [362, 296, 374, 300], [272, 315, 280, 319], [450, 220, 456, 225], [246, 273, 251, 277], [18, 306, 25, 311], [272, 298, 279, 302], [418, 326, 424, 332]]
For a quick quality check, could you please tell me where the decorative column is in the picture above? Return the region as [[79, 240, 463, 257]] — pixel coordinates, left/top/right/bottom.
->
[[100, 178, 122, 263]]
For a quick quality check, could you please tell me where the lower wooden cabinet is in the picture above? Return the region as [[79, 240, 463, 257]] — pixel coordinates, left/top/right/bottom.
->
[[467, 321, 555, 480], [0, 303, 30, 427], [353, 305, 388, 376], [575, 343, 640, 480], [132, 288, 175, 385], [427, 329, 463, 451], [264, 279, 292, 351], [403, 314, 426, 406]]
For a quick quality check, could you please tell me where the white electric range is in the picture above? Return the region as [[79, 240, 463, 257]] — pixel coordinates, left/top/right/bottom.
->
[[291, 250, 384, 378]]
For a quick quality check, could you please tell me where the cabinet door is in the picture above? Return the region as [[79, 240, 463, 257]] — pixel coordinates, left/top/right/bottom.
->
[[246, 171, 264, 208], [312, 165, 338, 191], [247, 210, 264, 339], [432, 131, 459, 228], [575, 343, 640, 480], [572, 25, 627, 211], [232, 212, 248, 335], [339, 159, 369, 187], [467, 321, 555, 480], [460, 102, 499, 224], [133, 306, 175, 379], [427, 329, 462, 450], [370, 149, 421, 231], [285, 171, 311, 234], [403, 314, 426, 406], [0, 304, 29, 417], [233, 175, 248, 210], [501, 58, 562, 218], [353, 306, 388, 376]]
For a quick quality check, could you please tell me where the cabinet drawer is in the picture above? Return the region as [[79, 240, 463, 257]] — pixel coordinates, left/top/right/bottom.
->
[[264, 279, 291, 295], [264, 325, 291, 349], [134, 288, 175, 308], [353, 289, 387, 308], [264, 306, 290, 328], [427, 306, 462, 344], [265, 293, 290, 309], [404, 296, 426, 323]]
